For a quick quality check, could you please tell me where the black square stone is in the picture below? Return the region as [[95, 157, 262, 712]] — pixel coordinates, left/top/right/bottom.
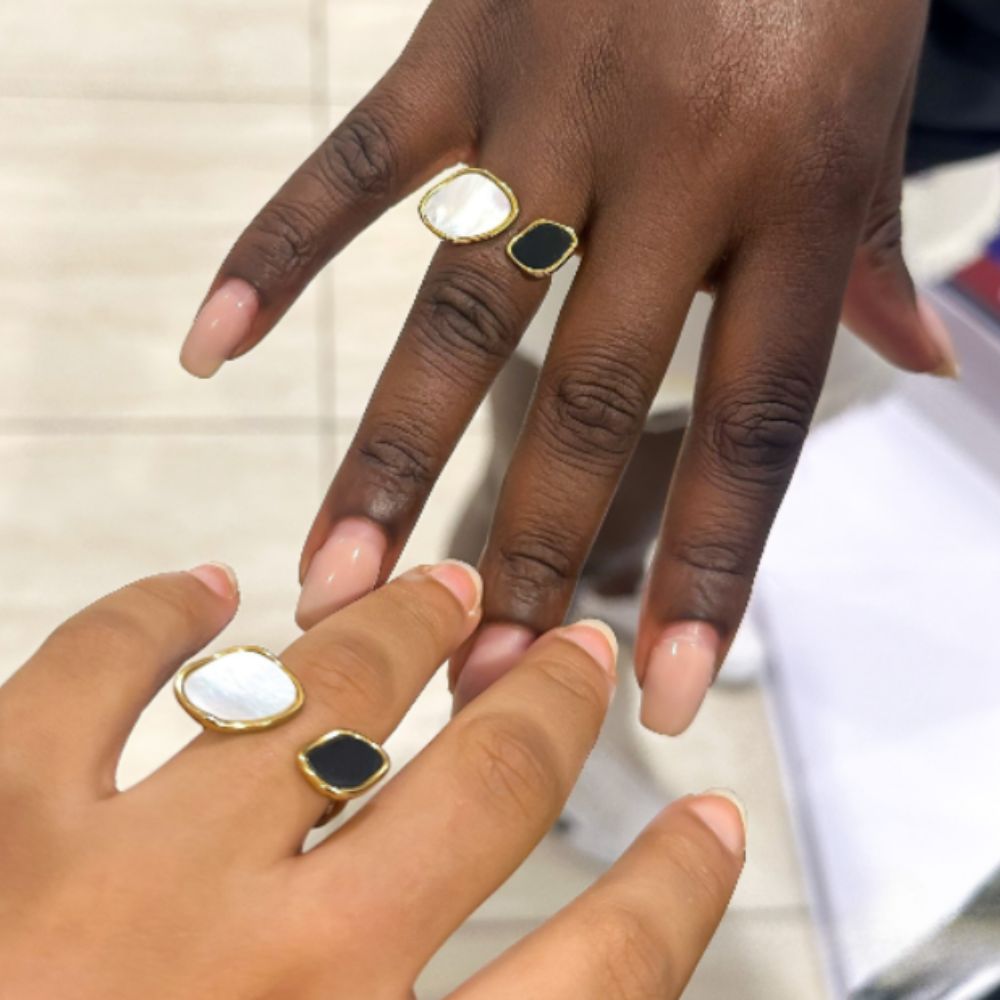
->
[[508, 221, 577, 276], [301, 732, 388, 794]]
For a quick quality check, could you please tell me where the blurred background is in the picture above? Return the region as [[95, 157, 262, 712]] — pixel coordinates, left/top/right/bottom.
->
[[1, 2, 999, 997]]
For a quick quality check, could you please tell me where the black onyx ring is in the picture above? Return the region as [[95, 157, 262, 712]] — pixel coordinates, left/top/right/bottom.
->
[[297, 729, 390, 825], [507, 219, 579, 278]]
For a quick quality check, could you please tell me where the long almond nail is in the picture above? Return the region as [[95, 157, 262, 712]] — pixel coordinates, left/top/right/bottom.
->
[[689, 789, 748, 856], [917, 296, 960, 379], [296, 518, 386, 629], [180, 278, 259, 378], [452, 624, 535, 711], [640, 622, 718, 736]]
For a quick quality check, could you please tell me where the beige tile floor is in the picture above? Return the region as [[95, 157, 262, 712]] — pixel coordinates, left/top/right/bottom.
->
[[0, 2, 827, 996]]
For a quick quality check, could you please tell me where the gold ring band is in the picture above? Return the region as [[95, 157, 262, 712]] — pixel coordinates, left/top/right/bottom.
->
[[174, 645, 304, 734]]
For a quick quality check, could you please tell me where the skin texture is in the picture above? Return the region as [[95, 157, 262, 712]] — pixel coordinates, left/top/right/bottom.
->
[[181, 0, 946, 728], [0, 564, 744, 999]]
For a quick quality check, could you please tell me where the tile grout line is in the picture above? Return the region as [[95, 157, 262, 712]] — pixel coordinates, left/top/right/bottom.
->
[[310, 0, 338, 489], [0, 90, 314, 108]]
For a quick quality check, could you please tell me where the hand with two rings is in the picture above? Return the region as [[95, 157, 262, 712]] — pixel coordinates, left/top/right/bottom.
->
[[0, 561, 744, 999], [179, 0, 955, 733]]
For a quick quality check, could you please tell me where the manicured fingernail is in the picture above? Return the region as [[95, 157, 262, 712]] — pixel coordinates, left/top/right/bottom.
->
[[425, 560, 483, 615], [180, 278, 259, 378], [188, 561, 239, 601], [452, 624, 535, 711], [917, 296, 960, 379], [689, 789, 748, 856], [640, 622, 719, 736], [561, 619, 618, 685], [296, 518, 386, 629]]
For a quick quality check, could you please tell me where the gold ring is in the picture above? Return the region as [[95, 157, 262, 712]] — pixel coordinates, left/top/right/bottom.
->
[[174, 645, 304, 733], [506, 219, 579, 278], [418, 166, 520, 244], [297, 729, 390, 824]]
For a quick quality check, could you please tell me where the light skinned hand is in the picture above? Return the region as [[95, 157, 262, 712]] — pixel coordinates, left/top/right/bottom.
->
[[0, 561, 744, 999], [180, 0, 956, 736]]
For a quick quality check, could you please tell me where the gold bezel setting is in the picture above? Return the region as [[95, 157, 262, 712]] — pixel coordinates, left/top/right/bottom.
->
[[506, 219, 580, 278], [174, 644, 305, 734], [297, 729, 390, 801], [418, 166, 520, 244]]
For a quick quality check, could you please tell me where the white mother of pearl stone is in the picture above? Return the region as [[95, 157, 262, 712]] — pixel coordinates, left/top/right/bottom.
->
[[420, 169, 517, 242], [181, 648, 299, 724]]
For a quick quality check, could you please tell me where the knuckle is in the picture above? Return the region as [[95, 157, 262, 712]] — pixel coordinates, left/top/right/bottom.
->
[[318, 105, 398, 200], [669, 531, 756, 582], [700, 371, 816, 489], [354, 416, 437, 516], [496, 526, 577, 610], [414, 267, 519, 377], [456, 713, 561, 823], [585, 904, 668, 1000], [243, 199, 324, 284], [537, 356, 649, 471], [295, 628, 396, 710]]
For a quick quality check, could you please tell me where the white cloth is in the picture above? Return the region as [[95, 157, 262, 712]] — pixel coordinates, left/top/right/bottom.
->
[[756, 376, 1000, 993]]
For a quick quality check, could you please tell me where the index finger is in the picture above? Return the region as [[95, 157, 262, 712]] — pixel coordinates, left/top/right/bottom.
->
[[180, 36, 473, 377]]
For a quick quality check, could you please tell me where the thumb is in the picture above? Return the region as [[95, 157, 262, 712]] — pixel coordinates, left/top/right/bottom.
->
[[842, 207, 959, 378]]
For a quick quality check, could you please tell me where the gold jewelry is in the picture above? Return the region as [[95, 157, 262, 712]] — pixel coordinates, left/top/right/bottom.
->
[[297, 729, 390, 822], [418, 166, 520, 244], [507, 219, 579, 277], [174, 645, 304, 733]]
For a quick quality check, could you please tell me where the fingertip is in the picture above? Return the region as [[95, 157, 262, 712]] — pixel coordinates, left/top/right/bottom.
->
[[296, 517, 387, 628], [560, 619, 618, 684], [424, 560, 484, 616], [188, 562, 240, 603], [180, 278, 259, 378], [916, 296, 961, 379], [639, 622, 718, 736], [452, 624, 536, 711], [687, 789, 748, 858]]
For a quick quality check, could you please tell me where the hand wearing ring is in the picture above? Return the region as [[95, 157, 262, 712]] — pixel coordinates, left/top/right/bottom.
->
[[0, 562, 745, 999], [179, 0, 956, 739]]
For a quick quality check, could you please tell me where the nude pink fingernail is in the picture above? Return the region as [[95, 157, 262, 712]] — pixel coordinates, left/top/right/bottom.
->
[[180, 278, 259, 378], [295, 518, 387, 629], [917, 296, 960, 379], [640, 622, 719, 736], [452, 624, 535, 711]]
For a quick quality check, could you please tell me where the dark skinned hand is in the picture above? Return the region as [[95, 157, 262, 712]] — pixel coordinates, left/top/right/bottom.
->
[[180, 0, 952, 733]]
